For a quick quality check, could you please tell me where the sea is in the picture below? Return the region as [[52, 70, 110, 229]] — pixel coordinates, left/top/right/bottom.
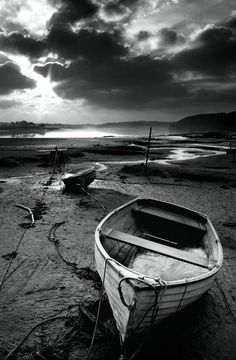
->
[[0, 123, 170, 139], [0, 125, 229, 164]]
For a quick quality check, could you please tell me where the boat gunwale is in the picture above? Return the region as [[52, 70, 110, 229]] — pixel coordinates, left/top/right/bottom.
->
[[95, 196, 223, 288], [62, 166, 96, 180]]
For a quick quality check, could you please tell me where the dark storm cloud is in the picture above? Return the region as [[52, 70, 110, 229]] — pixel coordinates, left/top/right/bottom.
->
[[136, 30, 151, 41], [158, 28, 186, 47], [159, 28, 178, 45], [102, 0, 156, 15], [2, 21, 24, 33], [172, 84, 236, 112], [103, 0, 137, 12], [34, 62, 65, 82], [48, 0, 98, 26], [100, 0, 168, 25], [222, 12, 236, 32], [0, 32, 46, 58], [33, 10, 236, 110], [35, 55, 186, 108], [1, 1, 233, 113], [132, 28, 186, 57], [47, 26, 127, 60], [0, 25, 127, 62], [172, 25, 236, 75], [0, 62, 35, 94], [102, 1, 131, 20]]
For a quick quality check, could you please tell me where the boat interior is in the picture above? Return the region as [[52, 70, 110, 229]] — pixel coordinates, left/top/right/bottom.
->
[[101, 199, 216, 281]]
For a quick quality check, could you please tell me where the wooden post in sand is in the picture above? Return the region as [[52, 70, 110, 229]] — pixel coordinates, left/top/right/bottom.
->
[[145, 127, 152, 175], [227, 140, 236, 163]]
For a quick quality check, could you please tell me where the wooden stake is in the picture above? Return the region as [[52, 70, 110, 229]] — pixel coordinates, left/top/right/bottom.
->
[[145, 127, 152, 175]]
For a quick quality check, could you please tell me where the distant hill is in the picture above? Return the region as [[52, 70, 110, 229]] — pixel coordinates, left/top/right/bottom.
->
[[96, 121, 171, 128], [170, 112, 236, 133], [1, 112, 235, 135], [96, 121, 172, 135]]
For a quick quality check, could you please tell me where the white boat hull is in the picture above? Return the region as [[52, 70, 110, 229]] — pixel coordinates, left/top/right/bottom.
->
[[95, 241, 218, 342], [94, 197, 223, 343]]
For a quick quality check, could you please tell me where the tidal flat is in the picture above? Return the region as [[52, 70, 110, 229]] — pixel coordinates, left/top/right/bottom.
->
[[0, 135, 235, 360]]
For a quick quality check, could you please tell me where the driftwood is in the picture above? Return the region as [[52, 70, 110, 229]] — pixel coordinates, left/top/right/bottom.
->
[[15, 204, 35, 226]]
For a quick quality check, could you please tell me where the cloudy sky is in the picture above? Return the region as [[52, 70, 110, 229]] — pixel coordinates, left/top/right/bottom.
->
[[0, 0, 235, 124]]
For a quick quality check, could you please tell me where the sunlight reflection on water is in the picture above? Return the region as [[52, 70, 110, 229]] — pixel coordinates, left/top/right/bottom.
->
[[0, 128, 120, 138], [36, 129, 117, 138]]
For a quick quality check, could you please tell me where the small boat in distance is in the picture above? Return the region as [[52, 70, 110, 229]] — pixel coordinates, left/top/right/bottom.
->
[[95, 197, 223, 345], [62, 166, 96, 190]]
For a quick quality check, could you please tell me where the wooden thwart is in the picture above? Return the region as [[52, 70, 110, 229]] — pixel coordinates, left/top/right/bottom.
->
[[102, 228, 211, 269], [143, 232, 178, 246]]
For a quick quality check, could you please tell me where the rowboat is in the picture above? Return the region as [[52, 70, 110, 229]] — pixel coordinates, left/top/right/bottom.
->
[[95, 197, 223, 345], [62, 167, 96, 190]]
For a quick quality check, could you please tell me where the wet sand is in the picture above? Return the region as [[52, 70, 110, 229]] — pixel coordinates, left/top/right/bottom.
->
[[0, 136, 236, 360]]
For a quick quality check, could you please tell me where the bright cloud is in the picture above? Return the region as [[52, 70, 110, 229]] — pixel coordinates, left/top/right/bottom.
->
[[0, 0, 235, 124], [0, 0, 55, 35]]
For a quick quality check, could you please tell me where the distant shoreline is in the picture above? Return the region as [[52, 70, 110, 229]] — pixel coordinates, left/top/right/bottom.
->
[[0, 127, 235, 140], [1, 110, 236, 134]]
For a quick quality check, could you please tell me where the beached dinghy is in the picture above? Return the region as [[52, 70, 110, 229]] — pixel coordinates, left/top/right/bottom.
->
[[62, 166, 96, 190], [95, 197, 223, 344]]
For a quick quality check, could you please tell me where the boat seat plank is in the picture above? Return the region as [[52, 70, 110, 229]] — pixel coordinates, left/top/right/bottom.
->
[[102, 228, 210, 269], [133, 207, 206, 234], [143, 232, 178, 246]]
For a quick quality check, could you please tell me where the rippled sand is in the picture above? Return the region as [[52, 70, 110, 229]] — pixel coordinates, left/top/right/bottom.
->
[[0, 135, 236, 360]]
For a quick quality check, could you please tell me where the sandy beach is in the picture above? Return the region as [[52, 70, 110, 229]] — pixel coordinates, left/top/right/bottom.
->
[[0, 136, 236, 360]]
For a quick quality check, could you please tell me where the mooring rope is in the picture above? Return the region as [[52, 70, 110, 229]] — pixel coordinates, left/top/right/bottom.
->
[[117, 276, 167, 360], [85, 256, 167, 360], [0, 208, 33, 292], [176, 278, 188, 313], [86, 257, 112, 360], [5, 315, 75, 359], [38, 146, 63, 202], [118, 277, 166, 334], [215, 277, 236, 322], [80, 185, 109, 215], [0, 149, 60, 292], [47, 221, 79, 269]]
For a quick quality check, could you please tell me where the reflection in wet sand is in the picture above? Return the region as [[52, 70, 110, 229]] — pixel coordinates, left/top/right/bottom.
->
[[102, 146, 223, 166], [157, 147, 222, 165]]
